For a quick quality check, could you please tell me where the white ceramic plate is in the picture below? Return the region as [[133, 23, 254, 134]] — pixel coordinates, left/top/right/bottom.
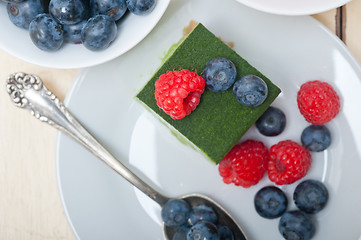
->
[[0, 0, 170, 69], [235, 0, 350, 15], [56, 0, 361, 239]]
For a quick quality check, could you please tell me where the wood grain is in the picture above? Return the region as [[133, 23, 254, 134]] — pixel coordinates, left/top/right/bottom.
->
[[344, 0, 361, 63], [313, 8, 337, 35], [0, 51, 77, 240]]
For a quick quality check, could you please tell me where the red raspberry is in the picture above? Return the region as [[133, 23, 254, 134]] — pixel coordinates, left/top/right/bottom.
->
[[154, 69, 205, 119], [297, 80, 340, 125], [218, 140, 268, 188], [268, 140, 311, 185]]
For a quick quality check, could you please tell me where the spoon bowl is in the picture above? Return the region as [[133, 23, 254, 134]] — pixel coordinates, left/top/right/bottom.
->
[[6, 72, 247, 240], [164, 194, 246, 239]]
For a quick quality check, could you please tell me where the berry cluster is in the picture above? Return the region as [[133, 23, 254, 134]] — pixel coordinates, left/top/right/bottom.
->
[[255, 180, 328, 240], [161, 199, 234, 240], [202, 57, 269, 107], [4, 0, 156, 51], [298, 80, 339, 152], [218, 80, 340, 239], [219, 138, 311, 187], [218, 80, 340, 188], [154, 57, 270, 120], [155, 56, 340, 239]]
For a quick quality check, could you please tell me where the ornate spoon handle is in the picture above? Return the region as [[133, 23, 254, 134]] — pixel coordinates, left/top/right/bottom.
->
[[6, 72, 169, 206]]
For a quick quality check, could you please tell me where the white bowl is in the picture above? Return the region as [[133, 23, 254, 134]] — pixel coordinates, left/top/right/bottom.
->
[[0, 0, 170, 69], [235, 0, 350, 15]]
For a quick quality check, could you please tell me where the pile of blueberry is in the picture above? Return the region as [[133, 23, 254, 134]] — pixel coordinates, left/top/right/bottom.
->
[[202, 56, 337, 239], [251, 82, 334, 240], [3, 0, 156, 51], [202, 57, 333, 153], [254, 180, 329, 240], [254, 100, 332, 240], [202, 57, 268, 107], [161, 199, 234, 240], [256, 106, 332, 152]]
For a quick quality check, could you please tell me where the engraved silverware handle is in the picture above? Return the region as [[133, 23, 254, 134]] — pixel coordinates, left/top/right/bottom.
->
[[6, 73, 169, 206]]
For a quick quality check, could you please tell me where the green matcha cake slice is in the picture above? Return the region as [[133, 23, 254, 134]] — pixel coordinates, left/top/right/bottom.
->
[[136, 23, 281, 164]]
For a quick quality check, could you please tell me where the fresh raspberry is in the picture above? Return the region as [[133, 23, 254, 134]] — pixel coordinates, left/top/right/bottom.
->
[[218, 140, 268, 188], [268, 140, 311, 185], [154, 69, 205, 119], [297, 80, 340, 125]]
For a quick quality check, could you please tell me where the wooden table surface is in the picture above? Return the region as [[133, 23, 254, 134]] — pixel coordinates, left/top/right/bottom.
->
[[1, 2, 360, 239]]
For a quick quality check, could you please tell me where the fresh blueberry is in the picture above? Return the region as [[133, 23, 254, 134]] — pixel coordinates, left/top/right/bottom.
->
[[29, 13, 63, 51], [233, 75, 268, 107], [90, 0, 127, 21], [202, 57, 237, 92], [294, 179, 329, 214], [81, 15, 117, 51], [173, 224, 191, 240], [7, 0, 45, 29], [279, 210, 315, 240], [254, 186, 288, 219], [49, 0, 88, 25], [63, 20, 86, 44], [189, 204, 218, 225], [126, 0, 155, 15], [217, 225, 234, 240], [161, 199, 191, 227], [301, 125, 331, 152], [187, 221, 219, 240], [256, 106, 286, 136]]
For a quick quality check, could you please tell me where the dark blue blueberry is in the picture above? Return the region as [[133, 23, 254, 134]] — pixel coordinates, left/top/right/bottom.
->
[[254, 186, 288, 219], [126, 0, 155, 15], [187, 221, 219, 240], [7, 0, 45, 29], [172, 224, 191, 240], [202, 57, 237, 92], [161, 199, 191, 227], [49, 0, 88, 25], [81, 15, 117, 51], [90, 0, 127, 21], [189, 204, 218, 225], [217, 225, 234, 240], [29, 13, 63, 51], [256, 106, 286, 136], [294, 179, 329, 214], [63, 20, 86, 44], [279, 210, 315, 240], [301, 125, 331, 152], [233, 75, 268, 107]]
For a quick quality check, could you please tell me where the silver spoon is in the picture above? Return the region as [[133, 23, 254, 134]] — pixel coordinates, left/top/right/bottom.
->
[[6, 72, 247, 240]]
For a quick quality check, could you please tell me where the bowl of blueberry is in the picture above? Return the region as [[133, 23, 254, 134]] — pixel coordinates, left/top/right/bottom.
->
[[0, 0, 170, 68]]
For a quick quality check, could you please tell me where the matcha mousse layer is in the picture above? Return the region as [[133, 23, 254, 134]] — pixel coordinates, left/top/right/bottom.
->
[[136, 23, 281, 164]]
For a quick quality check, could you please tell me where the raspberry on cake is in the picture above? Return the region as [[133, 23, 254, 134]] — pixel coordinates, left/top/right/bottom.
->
[[268, 140, 312, 185], [154, 69, 205, 119], [218, 140, 269, 188], [297, 80, 340, 125]]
